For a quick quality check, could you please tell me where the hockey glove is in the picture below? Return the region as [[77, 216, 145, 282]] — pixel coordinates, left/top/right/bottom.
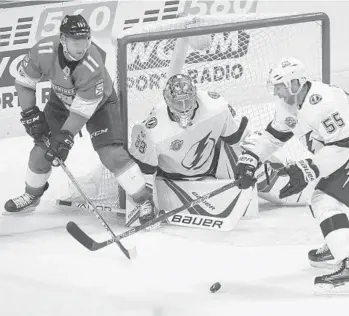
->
[[45, 130, 74, 166], [279, 159, 319, 199], [235, 151, 259, 189], [20, 106, 50, 141]]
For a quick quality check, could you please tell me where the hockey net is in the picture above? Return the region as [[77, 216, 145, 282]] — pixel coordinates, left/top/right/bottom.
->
[[59, 12, 329, 212]]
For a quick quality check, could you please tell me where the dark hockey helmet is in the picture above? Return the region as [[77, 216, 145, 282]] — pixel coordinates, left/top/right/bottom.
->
[[60, 14, 91, 39], [163, 74, 197, 128]]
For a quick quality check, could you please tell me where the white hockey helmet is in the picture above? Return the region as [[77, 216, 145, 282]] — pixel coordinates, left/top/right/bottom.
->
[[267, 57, 307, 95], [163, 74, 197, 128]]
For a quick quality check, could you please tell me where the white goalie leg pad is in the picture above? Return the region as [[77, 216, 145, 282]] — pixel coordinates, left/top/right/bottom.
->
[[116, 163, 146, 197], [154, 177, 255, 231]]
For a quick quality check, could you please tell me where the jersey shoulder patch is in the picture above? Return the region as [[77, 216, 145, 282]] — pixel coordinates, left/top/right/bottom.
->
[[309, 94, 322, 105], [142, 105, 165, 130], [207, 91, 221, 99], [144, 116, 158, 129], [197, 90, 228, 117], [284, 116, 297, 128]]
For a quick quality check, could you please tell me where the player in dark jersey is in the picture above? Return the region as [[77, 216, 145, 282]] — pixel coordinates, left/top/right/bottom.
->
[[4, 15, 155, 222]]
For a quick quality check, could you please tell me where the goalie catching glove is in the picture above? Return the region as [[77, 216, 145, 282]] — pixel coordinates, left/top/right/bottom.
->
[[45, 130, 74, 166], [278, 159, 319, 199], [20, 106, 50, 141], [235, 151, 259, 189]]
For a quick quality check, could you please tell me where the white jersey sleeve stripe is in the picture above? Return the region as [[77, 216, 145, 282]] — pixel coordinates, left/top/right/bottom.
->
[[70, 94, 103, 119], [15, 65, 40, 90]]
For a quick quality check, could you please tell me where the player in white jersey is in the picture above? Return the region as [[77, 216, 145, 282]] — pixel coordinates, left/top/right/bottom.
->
[[127, 74, 255, 229], [235, 57, 349, 295]]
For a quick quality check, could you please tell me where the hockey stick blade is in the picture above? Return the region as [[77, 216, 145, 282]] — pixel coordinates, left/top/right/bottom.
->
[[66, 221, 137, 258], [66, 221, 108, 251]]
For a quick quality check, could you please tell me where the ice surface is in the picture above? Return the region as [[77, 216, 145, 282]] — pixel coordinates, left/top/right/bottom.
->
[[1, 136, 349, 316]]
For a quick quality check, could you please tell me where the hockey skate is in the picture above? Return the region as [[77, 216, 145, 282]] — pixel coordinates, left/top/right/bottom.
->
[[138, 200, 156, 224], [140, 200, 161, 230], [4, 183, 49, 214], [308, 244, 335, 268], [314, 257, 349, 295], [126, 199, 159, 229]]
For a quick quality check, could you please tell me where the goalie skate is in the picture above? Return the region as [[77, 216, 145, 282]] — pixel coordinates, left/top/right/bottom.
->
[[308, 244, 336, 268], [314, 257, 349, 295]]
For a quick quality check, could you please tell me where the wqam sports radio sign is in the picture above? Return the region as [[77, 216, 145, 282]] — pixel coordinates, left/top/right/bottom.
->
[[0, 0, 257, 113], [124, 0, 257, 93]]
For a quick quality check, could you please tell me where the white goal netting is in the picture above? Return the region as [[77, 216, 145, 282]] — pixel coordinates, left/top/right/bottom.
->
[[63, 13, 329, 211]]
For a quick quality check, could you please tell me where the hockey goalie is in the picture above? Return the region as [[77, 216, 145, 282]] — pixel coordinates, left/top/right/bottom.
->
[[126, 73, 313, 231]]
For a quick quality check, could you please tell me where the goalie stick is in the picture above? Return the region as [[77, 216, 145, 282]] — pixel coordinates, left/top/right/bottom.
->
[[43, 137, 135, 260], [66, 179, 241, 251]]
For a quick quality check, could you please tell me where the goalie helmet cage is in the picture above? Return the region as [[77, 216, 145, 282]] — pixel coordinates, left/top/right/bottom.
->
[[64, 12, 330, 211]]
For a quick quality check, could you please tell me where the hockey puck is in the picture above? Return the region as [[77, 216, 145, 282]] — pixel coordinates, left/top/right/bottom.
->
[[210, 282, 221, 293]]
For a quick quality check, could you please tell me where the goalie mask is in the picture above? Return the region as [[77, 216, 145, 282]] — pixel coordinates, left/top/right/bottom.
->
[[163, 74, 197, 128], [267, 57, 307, 98], [60, 14, 91, 61]]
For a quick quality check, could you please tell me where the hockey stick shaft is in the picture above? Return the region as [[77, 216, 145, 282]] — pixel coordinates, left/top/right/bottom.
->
[[69, 180, 239, 251], [58, 160, 134, 259], [43, 137, 134, 259]]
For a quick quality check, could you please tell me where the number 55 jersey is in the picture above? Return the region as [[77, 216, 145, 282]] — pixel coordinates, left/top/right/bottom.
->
[[241, 81, 349, 206]]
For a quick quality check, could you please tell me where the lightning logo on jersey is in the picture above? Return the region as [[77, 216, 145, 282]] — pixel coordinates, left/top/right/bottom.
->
[[304, 131, 315, 154], [129, 90, 247, 178], [301, 131, 325, 154], [182, 132, 215, 170]]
